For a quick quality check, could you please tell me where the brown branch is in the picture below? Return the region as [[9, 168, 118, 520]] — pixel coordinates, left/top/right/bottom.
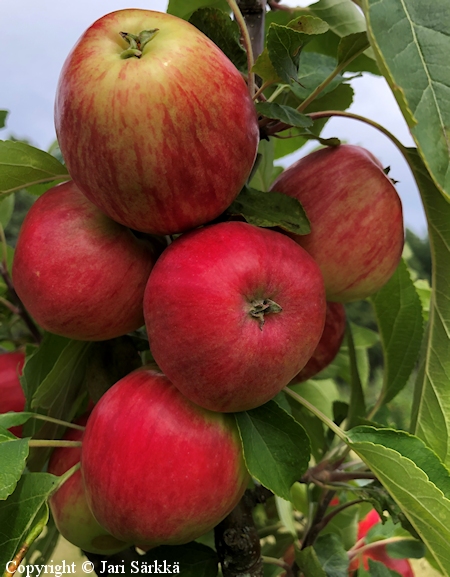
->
[[215, 488, 271, 577], [301, 490, 337, 550], [237, 0, 267, 63]]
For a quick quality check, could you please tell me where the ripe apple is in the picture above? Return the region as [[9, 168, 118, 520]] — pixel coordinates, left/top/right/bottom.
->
[[349, 509, 414, 577], [48, 415, 130, 554], [293, 302, 346, 382], [270, 145, 404, 302], [12, 181, 156, 341], [144, 221, 326, 413], [0, 351, 25, 437], [81, 367, 250, 548], [55, 9, 259, 235]]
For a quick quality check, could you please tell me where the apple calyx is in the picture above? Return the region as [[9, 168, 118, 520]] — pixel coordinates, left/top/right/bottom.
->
[[119, 30, 159, 59], [249, 298, 282, 330]]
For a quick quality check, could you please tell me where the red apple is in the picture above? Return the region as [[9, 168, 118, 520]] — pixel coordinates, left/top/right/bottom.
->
[[144, 221, 326, 413], [270, 145, 404, 302], [48, 415, 130, 554], [349, 509, 414, 577], [0, 352, 25, 437], [55, 9, 259, 235], [357, 508, 381, 540], [293, 302, 346, 382], [81, 367, 250, 548], [12, 181, 156, 341]]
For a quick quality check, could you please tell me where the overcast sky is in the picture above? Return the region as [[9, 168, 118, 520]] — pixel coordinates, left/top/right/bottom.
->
[[1, 0, 426, 235]]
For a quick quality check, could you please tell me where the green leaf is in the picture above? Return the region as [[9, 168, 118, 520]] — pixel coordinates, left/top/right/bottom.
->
[[235, 400, 311, 500], [31, 339, 92, 410], [414, 278, 431, 321], [0, 111, 8, 130], [0, 245, 15, 299], [267, 17, 329, 84], [142, 542, 218, 577], [296, 546, 327, 577], [275, 496, 298, 538], [362, 0, 450, 200], [0, 412, 39, 431], [273, 83, 353, 159], [346, 426, 450, 575], [24, 516, 60, 565], [189, 8, 247, 72], [21, 333, 70, 407], [321, 499, 359, 551], [0, 431, 29, 500], [314, 533, 349, 577], [249, 139, 277, 192], [407, 149, 450, 467], [291, 52, 346, 102], [360, 559, 404, 576], [0, 473, 58, 569], [385, 538, 426, 560], [167, 0, 229, 20], [256, 102, 313, 128], [349, 427, 450, 498], [0, 194, 14, 228], [337, 31, 370, 64], [22, 336, 91, 470], [346, 324, 366, 428], [25, 180, 65, 197], [370, 259, 424, 405], [307, 0, 367, 37], [0, 141, 68, 196], [227, 186, 311, 235], [288, 379, 340, 461], [252, 48, 283, 84]]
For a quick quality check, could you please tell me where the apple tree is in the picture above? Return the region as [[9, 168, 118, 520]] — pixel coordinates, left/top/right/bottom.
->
[[0, 0, 449, 576]]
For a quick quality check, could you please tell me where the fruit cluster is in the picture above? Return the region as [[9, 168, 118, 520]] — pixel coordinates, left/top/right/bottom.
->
[[6, 8, 404, 556]]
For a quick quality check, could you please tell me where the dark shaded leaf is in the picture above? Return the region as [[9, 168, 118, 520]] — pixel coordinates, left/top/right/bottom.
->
[[337, 31, 370, 64], [0, 430, 29, 500], [267, 17, 329, 84], [256, 103, 313, 128], [0, 473, 58, 569], [227, 186, 310, 235], [371, 259, 424, 405], [0, 111, 8, 130], [189, 8, 247, 72], [235, 401, 311, 500], [0, 141, 68, 196]]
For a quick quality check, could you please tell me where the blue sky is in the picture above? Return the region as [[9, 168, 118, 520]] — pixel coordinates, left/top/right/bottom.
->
[[1, 0, 427, 235]]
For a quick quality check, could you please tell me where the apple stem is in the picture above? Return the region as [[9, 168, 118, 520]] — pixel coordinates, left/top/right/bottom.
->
[[249, 298, 282, 329], [284, 387, 348, 442], [53, 461, 81, 492], [262, 557, 294, 577], [226, 0, 256, 97], [28, 440, 82, 448], [348, 536, 415, 560], [119, 29, 159, 59], [31, 414, 86, 431], [319, 498, 367, 531]]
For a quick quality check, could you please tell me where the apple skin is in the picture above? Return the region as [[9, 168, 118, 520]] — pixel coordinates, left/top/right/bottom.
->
[[48, 415, 130, 554], [0, 352, 25, 437], [293, 302, 346, 382], [349, 509, 414, 577], [81, 367, 250, 548], [270, 145, 404, 302], [55, 9, 259, 235], [12, 181, 156, 341], [144, 221, 326, 413]]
